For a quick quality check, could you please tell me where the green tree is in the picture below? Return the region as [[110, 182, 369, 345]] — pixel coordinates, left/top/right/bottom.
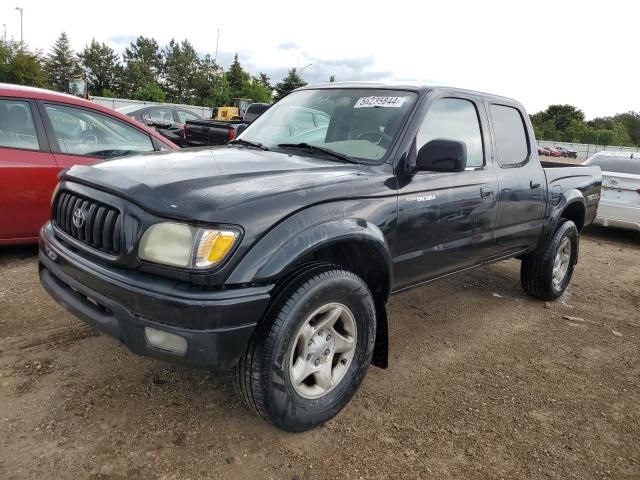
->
[[163, 39, 199, 103], [77, 39, 121, 96], [226, 53, 250, 98], [121, 36, 163, 98], [192, 54, 231, 107], [616, 112, 640, 145], [0, 40, 47, 87], [329, 75, 336, 82], [274, 68, 307, 100], [131, 83, 166, 102], [241, 76, 272, 103], [531, 104, 585, 133], [258, 72, 271, 90], [45, 32, 81, 92]]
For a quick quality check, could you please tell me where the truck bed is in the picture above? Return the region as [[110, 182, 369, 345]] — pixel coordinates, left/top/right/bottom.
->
[[184, 119, 244, 147], [541, 161, 602, 227]]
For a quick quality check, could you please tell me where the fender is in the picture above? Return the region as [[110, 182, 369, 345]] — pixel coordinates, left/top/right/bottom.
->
[[226, 202, 394, 289], [547, 189, 586, 233]]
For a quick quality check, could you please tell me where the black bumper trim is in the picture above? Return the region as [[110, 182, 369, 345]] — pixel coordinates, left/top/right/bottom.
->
[[39, 226, 272, 369]]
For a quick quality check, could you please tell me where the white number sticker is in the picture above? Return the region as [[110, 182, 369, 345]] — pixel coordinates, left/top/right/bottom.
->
[[353, 96, 407, 108]]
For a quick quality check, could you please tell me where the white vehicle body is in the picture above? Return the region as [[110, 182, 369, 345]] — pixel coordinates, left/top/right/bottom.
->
[[584, 153, 640, 232]]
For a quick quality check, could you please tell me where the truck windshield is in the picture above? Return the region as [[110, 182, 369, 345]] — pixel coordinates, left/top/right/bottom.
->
[[237, 89, 418, 162]]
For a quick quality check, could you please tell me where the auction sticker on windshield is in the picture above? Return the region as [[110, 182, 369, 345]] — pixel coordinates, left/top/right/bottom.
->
[[354, 96, 407, 108]]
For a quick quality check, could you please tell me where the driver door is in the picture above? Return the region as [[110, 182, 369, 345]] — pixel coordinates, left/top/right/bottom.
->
[[38, 102, 156, 169]]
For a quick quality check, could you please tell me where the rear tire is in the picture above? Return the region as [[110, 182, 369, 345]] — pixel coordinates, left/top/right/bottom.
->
[[234, 264, 376, 432], [521, 219, 579, 300]]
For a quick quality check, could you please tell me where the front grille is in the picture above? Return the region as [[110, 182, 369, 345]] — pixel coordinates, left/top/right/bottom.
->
[[53, 191, 122, 255]]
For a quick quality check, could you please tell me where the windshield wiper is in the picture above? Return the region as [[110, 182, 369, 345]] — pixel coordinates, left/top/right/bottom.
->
[[277, 143, 358, 164], [228, 138, 269, 151]]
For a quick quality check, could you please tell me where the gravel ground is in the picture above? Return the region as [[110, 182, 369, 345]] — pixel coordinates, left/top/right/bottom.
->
[[0, 225, 638, 480]]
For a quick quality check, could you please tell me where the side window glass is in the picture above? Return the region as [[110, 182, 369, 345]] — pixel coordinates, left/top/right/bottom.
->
[[416, 98, 484, 168], [490, 104, 529, 167], [143, 108, 174, 124], [45, 104, 154, 158], [0, 99, 41, 150], [176, 110, 199, 123]]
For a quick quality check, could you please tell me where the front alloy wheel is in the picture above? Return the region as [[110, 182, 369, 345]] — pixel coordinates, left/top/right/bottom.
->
[[234, 264, 376, 432], [289, 303, 357, 399]]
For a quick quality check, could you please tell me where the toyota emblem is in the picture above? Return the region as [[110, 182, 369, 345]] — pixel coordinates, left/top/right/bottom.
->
[[72, 208, 86, 228]]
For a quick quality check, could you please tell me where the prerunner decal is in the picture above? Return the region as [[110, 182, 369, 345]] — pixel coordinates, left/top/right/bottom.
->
[[353, 96, 407, 108]]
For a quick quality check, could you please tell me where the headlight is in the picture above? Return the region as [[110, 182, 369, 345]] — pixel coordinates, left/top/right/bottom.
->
[[138, 222, 239, 269]]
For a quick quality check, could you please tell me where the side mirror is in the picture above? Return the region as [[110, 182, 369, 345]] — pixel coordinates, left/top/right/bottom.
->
[[236, 123, 248, 136], [415, 139, 467, 173]]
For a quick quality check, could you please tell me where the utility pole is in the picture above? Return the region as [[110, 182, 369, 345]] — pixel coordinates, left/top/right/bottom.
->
[[15, 7, 23, 44]]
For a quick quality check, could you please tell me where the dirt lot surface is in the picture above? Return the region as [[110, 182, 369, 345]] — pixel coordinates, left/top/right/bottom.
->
[[0, 226, 638, 480]]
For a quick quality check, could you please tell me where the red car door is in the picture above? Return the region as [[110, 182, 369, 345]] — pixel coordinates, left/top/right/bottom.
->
[[0, 98, 59, 244]]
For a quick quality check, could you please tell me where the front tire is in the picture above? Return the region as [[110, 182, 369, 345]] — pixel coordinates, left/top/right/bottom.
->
[[521, 219, 579, 300], [234, 264, 376, 432]]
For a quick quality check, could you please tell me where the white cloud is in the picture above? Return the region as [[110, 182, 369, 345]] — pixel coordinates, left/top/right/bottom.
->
[[3, 0, 638, 118]]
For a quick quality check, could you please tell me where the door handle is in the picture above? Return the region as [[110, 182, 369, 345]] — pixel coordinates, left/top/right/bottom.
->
[[480, 187, 494, 198], [530, 181, 541, 189]]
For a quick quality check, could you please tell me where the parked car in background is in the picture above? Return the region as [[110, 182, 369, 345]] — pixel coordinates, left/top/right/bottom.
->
[[584, 152, 640, 232], [555, 146, 578, 158], [241, 102, 269, 123], [544, 146, 562, 157], [118, 104, 203, 146], [537, 145, 548, 156], [184, 102, 270, 147], [0, 83, 178, 245]]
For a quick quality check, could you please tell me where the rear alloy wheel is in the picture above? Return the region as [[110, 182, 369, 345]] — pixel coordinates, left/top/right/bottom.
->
[[521, 219, 579, 300], [234, 264, 376, 432]]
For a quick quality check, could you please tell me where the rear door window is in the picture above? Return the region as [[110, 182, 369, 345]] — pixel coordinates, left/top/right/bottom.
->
[[491, 104, 529, 167], [0, 99, 41, 151]]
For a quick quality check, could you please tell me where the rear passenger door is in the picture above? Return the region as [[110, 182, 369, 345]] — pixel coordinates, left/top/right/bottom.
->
[[489, 103, 546, 255], [0, 98, 57, 241]]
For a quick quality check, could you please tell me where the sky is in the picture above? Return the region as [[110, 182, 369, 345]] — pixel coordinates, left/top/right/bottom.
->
[[1, 0, 638, 118]]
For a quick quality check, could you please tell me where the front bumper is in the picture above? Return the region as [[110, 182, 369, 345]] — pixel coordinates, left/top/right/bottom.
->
[[39, 223, 273, 369]]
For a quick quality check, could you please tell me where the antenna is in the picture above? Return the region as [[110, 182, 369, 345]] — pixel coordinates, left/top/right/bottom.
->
[[214, 28, 220, 64]]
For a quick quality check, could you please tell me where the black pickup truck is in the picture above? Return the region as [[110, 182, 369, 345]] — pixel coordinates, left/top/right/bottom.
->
[[183, 103, 269, 147], [39, 83, 601, 432]]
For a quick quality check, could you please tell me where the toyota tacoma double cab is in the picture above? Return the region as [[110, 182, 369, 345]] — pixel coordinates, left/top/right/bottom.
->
[[39, 83, 602, 431]]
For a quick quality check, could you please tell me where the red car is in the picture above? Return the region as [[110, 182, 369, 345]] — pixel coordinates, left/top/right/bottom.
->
[[0, 84, 178, 245], [544, 146, 563, 157]]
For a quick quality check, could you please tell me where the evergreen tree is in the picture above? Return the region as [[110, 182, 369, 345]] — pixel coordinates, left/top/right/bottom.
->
[[121, 36, 163, 98], [226, 53, 249, 97], [163, 39, 199, 103], [258, 72, 271, 90], [274, 68, 307, 100], [77, 39, 121, 96], [45, 33, 80, 92]]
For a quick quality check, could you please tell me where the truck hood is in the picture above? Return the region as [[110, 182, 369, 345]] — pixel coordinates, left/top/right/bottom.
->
[[62, 146, 377, 227]]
